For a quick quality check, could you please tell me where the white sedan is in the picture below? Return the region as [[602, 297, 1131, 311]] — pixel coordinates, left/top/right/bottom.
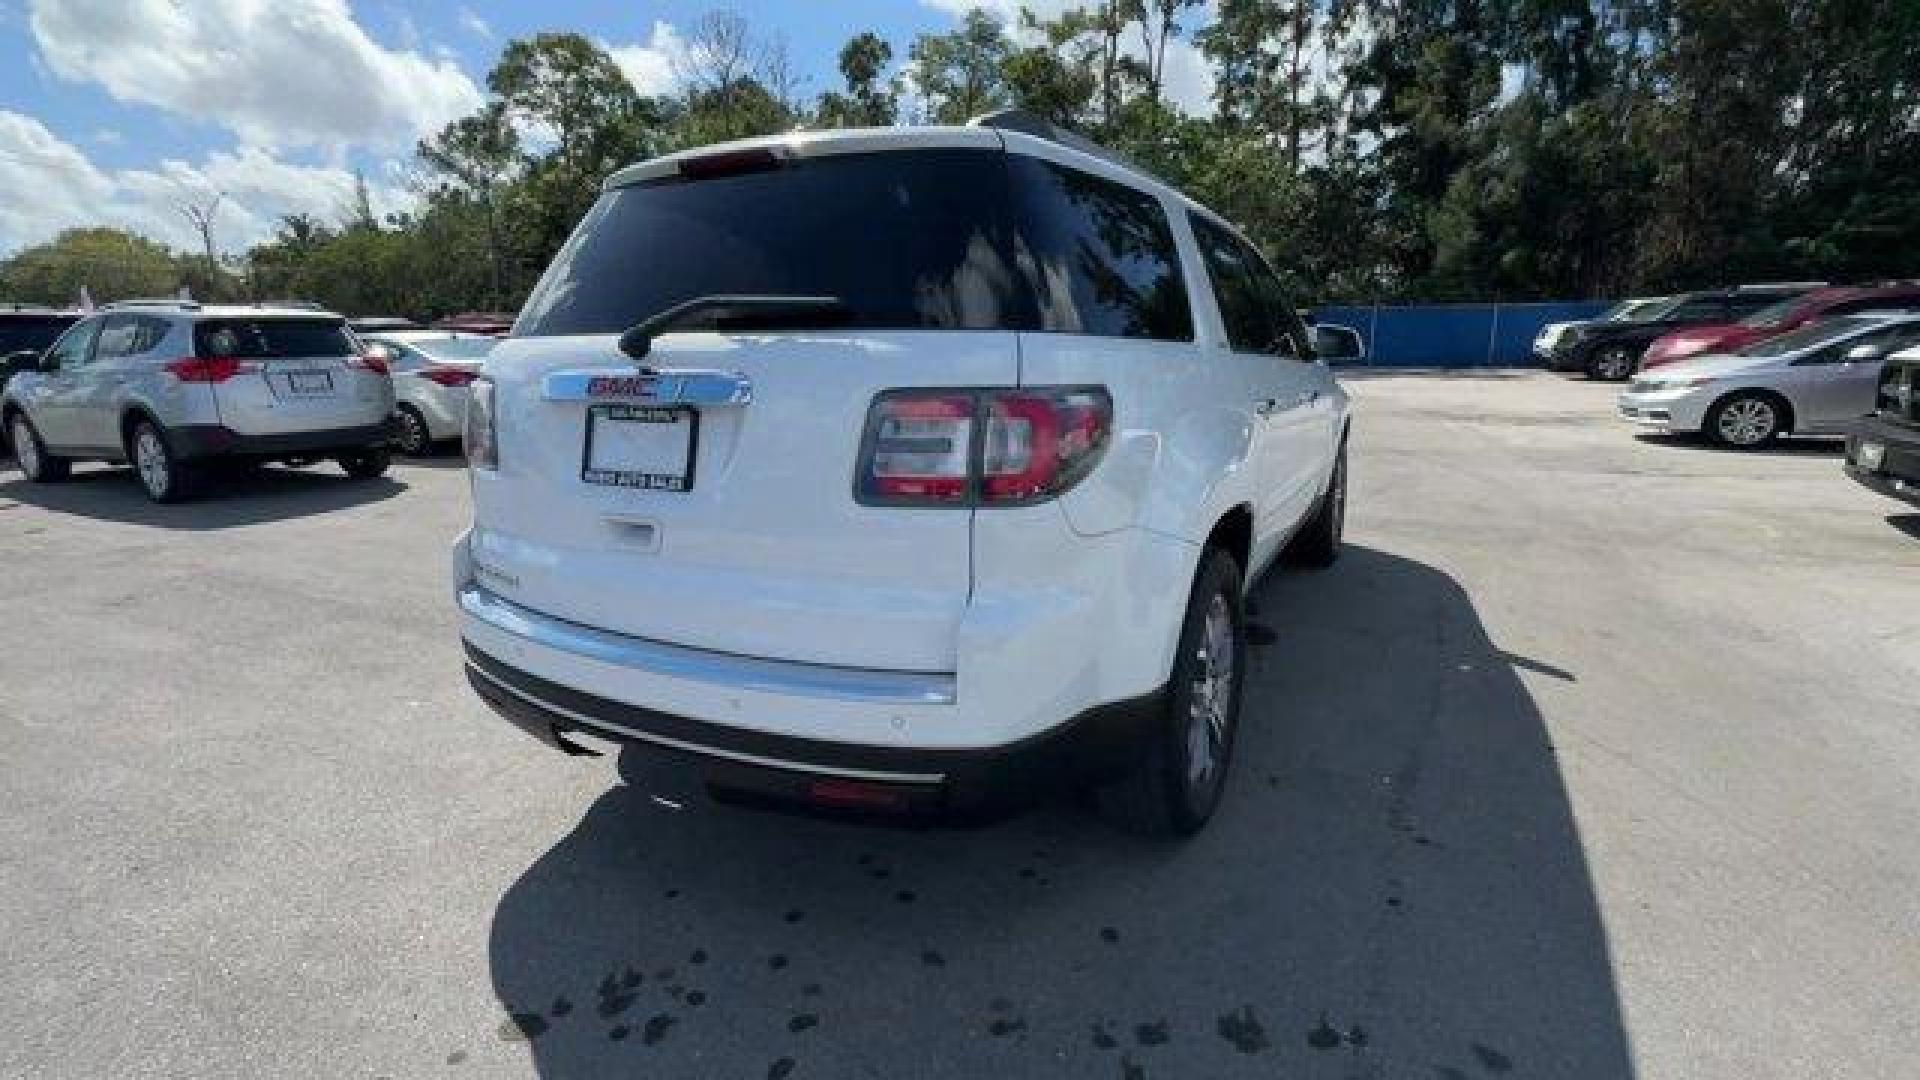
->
[[362, 331, 495, 455], [1616, 312, 1920, 448]]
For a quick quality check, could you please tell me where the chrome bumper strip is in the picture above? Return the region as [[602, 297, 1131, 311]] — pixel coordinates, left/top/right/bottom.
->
[[457, 584, 958, 706]]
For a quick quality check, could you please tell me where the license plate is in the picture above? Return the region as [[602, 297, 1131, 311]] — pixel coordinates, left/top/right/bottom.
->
[[287, 370, 333, 395], [582, 405, 696, 491], [1855, 441, 1885, 471]]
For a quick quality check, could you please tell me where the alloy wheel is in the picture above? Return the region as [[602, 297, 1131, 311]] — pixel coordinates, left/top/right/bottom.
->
[[1596, 348, 1633, 380], [134, 425, 170, 497], [12, 418, 40, 477], [1185, 592, 1237, 795], [398, 409, 429, 455], [1716, 398, 1776, 446]]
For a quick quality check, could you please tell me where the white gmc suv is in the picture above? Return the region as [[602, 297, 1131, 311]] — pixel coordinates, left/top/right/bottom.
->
[[455, 114, 1359, 836]]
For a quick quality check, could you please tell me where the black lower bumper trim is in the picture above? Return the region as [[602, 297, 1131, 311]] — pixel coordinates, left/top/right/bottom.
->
[[170, 420, 398, 460], [463, 641, 1165, 819]]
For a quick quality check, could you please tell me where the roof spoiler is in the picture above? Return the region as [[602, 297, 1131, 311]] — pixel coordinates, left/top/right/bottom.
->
[[968, 109, 1157, 183]]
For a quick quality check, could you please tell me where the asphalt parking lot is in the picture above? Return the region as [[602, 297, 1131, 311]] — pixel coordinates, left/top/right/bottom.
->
[[2, 372, 1916, 1080]]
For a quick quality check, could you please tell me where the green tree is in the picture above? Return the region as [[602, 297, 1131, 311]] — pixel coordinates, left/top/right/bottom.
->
[[908, 10, 1012, 123], [0, 229, 186, 304], [816, 32, 899, 127]]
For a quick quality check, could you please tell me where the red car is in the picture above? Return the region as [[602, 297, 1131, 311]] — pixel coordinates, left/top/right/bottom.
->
[[1643, 284, 1920, 369]]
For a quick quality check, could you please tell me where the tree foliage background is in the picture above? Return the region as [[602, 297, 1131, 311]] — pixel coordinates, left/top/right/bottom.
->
[[5, 1, 1916, 312]]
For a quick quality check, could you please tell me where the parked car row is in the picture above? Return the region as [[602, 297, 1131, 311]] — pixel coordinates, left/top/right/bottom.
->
[[0, 300, 493, 502], [1536, 281, 1920, 382]]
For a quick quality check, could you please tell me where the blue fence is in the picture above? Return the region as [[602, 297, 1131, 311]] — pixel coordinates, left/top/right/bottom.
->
[[1311, 301, 1614, 367]]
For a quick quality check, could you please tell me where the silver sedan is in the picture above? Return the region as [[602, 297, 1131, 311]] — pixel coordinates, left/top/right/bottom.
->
[[1616, 312, 1920, 448]]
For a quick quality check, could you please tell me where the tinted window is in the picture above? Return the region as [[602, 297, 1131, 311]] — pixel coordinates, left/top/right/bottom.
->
[[1006, 157, 1191, 341], [1668, 300, 1728, 321], [1191, 214, 1306, 357], [1828, 293, 1920, 317], [0, 316, 76, 355], [1741, 316, 1878, 358], [195, 318, 353, 358], [43, 316, 102, 369], [1191, 215, 1273, 353], [519, 149, 1037, 337], [1739, 295, 1808, 328], [96, 314, 170, 359]]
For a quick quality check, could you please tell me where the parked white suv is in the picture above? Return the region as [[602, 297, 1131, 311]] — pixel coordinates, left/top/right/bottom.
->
[[3, 302, 397, 501], [455, 115, 1358, 835]]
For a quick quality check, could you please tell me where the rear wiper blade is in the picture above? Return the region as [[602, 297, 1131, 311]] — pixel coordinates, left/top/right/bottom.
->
[[618, 295, 853, 360]]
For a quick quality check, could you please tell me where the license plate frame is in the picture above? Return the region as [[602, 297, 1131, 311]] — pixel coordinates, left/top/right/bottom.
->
[[581, 404, 698, 492], [286, 369, 334, 396]]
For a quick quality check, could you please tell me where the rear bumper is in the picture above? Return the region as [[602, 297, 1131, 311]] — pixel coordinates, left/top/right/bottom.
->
[[464, 640, 1163, 818], [1846, 418, 1920, 507], [171, 419, 399, 460]]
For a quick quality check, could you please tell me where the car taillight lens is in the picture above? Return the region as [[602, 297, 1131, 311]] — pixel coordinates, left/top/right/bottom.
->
[[348, 354, 389, 375], [164, 356, 254, 383], [420, 367, 477, 387], [861, 392, 974, 505], [856, 387, 1111, 507], [465, 375, 497, 470]]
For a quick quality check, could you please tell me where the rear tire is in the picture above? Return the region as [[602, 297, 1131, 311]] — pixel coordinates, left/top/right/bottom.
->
[[1285, 438, 1346, 568], [130, 419, 195, 503], [1094, 547, 1246, 838], [394, 405, 432, 456], [8, 412, 70, 483], [338, 447, 391, 479]]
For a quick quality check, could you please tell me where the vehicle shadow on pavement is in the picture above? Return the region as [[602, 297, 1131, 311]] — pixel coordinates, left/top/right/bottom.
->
[[485, 546, 1631, 1080], [1888, 514, 1920, 541], [0, 461, 404, 529]]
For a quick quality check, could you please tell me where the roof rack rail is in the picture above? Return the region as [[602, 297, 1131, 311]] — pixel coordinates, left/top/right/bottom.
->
[[105, 297, 202, 311], [1731, 281, 1827, 292], [968, 109, 1157, 184]]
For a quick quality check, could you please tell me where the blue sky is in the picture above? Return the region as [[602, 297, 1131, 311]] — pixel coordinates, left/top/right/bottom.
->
[[0, 0, 1080, 258]]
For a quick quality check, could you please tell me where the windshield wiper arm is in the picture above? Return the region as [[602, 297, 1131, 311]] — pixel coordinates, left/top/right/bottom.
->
[[618, 295, 853, 359]]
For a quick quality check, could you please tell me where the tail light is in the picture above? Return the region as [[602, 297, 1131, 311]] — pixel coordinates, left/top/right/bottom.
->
[[420, 367, 478, 387], [164, 356, 255, 383], [348, 353, 389, 375], [856, 386, 1110, 507], [465, 375, 497, 470]]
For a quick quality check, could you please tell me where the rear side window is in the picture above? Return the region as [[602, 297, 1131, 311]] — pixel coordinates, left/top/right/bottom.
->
[[195, 319, 353, 358], [95, 314, 171, 359], [1005, 157, 1192, 341], [0, 316, 75, 355], [519, 148, 1036, 337], [1670, 299, 1729, 321], [1190, 213, 1307, 357], [517, 147, 1193, 343]]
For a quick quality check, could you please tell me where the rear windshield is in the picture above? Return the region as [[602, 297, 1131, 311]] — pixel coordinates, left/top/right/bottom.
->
[[0, 316, 76, 355], [1739, 296, 1809, 329], [1739, 316, 1878, 357], [516, 147, 1191, 343], [403, 336, 495, 362], [196, 318, 354, 358]]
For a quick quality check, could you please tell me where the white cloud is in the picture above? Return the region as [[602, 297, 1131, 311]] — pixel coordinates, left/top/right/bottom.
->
[[0, 111, 410, 256], [93, 127, 122, 146], [605, 21, 689, 97], [458, 7, 492, 41], [28, 0, 482, 152]]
